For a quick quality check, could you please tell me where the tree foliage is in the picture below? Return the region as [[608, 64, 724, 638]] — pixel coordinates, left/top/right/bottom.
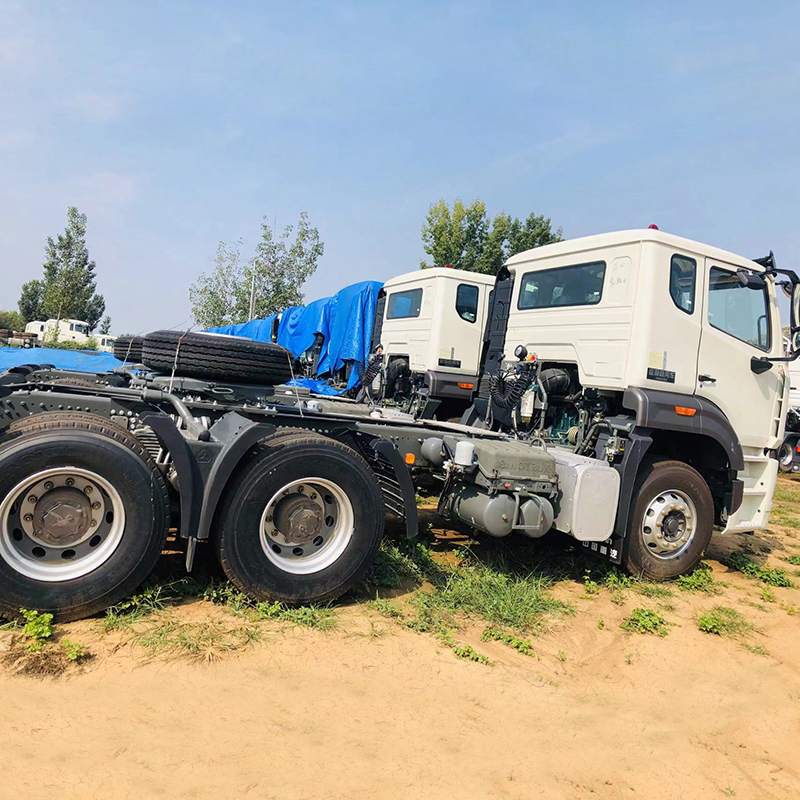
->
[[190, 212, 324, 329], [18, 207, 106, 330], [0, 309, 24, 331], [99, 315, 112, 335], [421, 198, 563, 274]]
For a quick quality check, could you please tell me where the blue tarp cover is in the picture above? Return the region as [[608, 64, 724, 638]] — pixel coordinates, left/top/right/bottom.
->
[[209, 280, 383, 390], [0, 346, 123, 373]]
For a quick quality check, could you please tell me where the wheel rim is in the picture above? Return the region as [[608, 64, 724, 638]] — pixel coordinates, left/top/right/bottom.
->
[[780, 442, 794, 466], [0, 467, 126, 582], [640, 488, 697, 560], [259, 477, 354, 575]]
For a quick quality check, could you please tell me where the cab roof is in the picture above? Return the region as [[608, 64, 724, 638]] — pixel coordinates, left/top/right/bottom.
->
[[384, 267, 496, 289], [505, 229, 766, 273]]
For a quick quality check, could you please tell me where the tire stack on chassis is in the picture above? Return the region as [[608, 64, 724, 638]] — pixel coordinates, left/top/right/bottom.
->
[[0, 331, 382, 621]]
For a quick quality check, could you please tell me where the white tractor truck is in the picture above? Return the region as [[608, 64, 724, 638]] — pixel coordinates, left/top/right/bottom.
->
[[363, 267, 495, 418], [0, 228, 797, 620]]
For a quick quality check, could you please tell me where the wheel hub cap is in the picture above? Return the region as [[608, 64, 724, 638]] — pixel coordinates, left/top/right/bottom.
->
[[641, 489, 697, 560], [274, 495, 322, 545], [34, 488, 92, 546]]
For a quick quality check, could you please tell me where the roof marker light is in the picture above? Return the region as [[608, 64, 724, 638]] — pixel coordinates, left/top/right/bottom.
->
[[648, 224, 659, 230]]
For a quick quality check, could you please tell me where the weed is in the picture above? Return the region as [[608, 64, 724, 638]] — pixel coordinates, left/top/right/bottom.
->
[[597, 617, 605, 630], [20, 609, 54, 650], [62, 639, 89, 663], [742, 642, 769, 657], [103, 584, 172, 631], [482, 627, 536, 657], [725, 552, 794, 588], [697, 606, 753, 638], [556, 650, 567, 662], [624, 653, 634, 665], [621, 608, 670, 637], [367, 597, 403, 619], [583, 570, 600, 596], [137, 617, 261, 662], [677, 563, 722, 594], [446, 638, 493, 665], [773, 484, 800, 503], [784, 554, 800, 565], [635, 583, 673, 599], [760, 587, 777, 604]]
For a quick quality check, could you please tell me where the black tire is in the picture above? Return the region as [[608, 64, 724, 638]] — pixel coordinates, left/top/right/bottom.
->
[[142, 330, 293, 385], [0, 412, 170, 621], [385, 358, 410, 397], [778, 437, 796, 473], [113, 335, 144, 363], [213, 430, 384, 604], [624, 459, 714, 581]]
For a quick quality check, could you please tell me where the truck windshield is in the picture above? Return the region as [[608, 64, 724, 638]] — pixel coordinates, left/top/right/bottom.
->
[[518, 261, 606, 310], [707, 267, 771, 351]]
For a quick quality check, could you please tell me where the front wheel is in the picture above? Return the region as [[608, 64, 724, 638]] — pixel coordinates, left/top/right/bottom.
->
[[779, 438, 796, 473], [213, 431, 384, 604], [624, 459, 714, 581]]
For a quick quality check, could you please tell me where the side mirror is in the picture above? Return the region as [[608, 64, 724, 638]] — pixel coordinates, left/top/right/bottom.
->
[[736, 269, 766, 290], [792, 285, 800, 332]]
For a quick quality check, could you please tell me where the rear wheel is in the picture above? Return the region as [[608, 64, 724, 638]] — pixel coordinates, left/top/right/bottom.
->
[[624, 459, 714, 580], [214, 431, 384, 604], [779, 437, 796, 473], [0, 413, 169, 620]]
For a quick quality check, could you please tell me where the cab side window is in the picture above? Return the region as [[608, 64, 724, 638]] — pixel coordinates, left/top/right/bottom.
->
[[456, 284, 479, 322], [386, 288, 423, 319], [708, 267, 770, 351], [669, 254, 696, 314]]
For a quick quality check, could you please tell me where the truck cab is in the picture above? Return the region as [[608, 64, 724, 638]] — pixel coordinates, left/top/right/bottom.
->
[[468, 229, 798, 575], [370, 268, 495, 418]]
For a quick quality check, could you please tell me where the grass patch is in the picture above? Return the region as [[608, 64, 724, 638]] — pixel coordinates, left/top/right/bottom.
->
[[103, 584, 174, 631], [481, 627, 536, 657], [760, 587, 777, 604], [621, 608, 671, 637], [784, 554, 800, 566], [367, 597, 403, 618], [137, 616, 261, 662], [677, 563, 722, 594], [725, 551, 794, 588], [697, 605, 753, 638], [742, 642, 769, 657], [769, 510, 800, 529], [773, 483, 800, 503]]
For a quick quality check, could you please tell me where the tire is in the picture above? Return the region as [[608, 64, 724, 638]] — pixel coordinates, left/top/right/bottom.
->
[[113, 335, 144, 363], [0, 412, 170, 621], [623, 459, 714, 581], [385, 358, 410, 398], [141, 330, 293, 385], [779, 438, 796, 473], [213, 430, 384, 604]]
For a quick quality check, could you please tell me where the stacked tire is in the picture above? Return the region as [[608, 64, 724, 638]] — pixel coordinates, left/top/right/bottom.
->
[[113, 335, 145, 363], [141, 330, 294, 385]]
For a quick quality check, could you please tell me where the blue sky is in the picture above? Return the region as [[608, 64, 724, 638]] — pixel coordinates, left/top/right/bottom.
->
[[1, 0, 798, 333]]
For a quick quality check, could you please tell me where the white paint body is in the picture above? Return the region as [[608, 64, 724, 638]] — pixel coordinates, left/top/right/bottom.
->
[[503, 229, 787, 534], [26, 318, 92, 345], [380, 268, 494, 377]]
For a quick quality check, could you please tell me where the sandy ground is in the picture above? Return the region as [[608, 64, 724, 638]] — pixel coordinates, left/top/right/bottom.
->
[[1, 481, 800, 800]]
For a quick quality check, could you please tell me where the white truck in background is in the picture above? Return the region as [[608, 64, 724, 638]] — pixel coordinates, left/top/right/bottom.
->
[[24, 319, 116, 351], [365, 267, 495, 419]]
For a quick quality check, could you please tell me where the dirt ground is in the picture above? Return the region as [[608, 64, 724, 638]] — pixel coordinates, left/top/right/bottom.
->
[[1, 479, 800, 800]]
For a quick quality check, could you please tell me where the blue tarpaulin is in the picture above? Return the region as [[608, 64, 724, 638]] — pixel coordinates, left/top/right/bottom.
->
[[208, 280, 383, 391], [0, 346, 123, 373]]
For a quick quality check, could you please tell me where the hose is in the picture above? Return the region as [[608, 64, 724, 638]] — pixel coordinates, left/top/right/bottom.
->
[[490, 366, 537, 410]]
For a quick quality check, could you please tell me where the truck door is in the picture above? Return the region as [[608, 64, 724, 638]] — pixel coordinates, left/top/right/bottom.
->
[[696, 259, 783, 450]]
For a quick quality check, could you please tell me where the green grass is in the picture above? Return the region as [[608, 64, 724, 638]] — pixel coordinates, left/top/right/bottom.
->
[[725, 551, 795, 588], [677, 563, 722, 594], [620, 608, 671, 637], [773, 483, 800, 503], [137, 617, 262, 661], [697, 606, 753, 638], [481, 627, 536, 657], [784, 554, 800, 565], [769, 510, 800, 529], [742, 642, 769, 657], [103, 584, 174, 631], [367, 597, 403, 618], [760, 586, 777, 603], [62, 639, 89, 662]]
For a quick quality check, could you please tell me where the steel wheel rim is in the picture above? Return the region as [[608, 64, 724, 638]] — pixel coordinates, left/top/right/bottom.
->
[[780, 442, 794, 466], [641, 488, 697, 560], [259, 477, 354, 575], [0, 467, 126, 581]]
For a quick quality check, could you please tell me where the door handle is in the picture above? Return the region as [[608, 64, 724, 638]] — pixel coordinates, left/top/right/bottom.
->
[[698, 374, 716, 385]]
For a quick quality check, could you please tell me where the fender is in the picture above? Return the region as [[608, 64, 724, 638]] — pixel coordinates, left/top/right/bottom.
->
[[371, 438, 419, 539]]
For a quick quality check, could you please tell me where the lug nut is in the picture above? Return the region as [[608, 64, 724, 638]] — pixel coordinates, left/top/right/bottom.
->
[[89, 519, 98, 527], [84, 486, 93, 494], [44, 482, 54, 491], [27, 495, 37, 504], [92, 502, 101, 510], [23, 514, 33, 522], [65, 478, 74, 486]]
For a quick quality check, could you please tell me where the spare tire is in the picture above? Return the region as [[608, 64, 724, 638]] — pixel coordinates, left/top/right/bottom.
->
[[113, 335, 144, 363], [141, 330, 294, 385]]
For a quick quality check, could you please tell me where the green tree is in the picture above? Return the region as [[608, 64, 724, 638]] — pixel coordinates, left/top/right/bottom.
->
[[421, 199, 563, 275], [190, 212, 324, 328], [18, 279, 44, 323], [18, 207, 106, 332], [0, 309, 24, 330], [99, 315, 112, 335]]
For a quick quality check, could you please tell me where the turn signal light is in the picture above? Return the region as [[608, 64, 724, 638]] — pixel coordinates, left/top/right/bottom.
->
[[404, 453, 416, 465], [674, 406, 697, 417], [458, 382, 474, 390]]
